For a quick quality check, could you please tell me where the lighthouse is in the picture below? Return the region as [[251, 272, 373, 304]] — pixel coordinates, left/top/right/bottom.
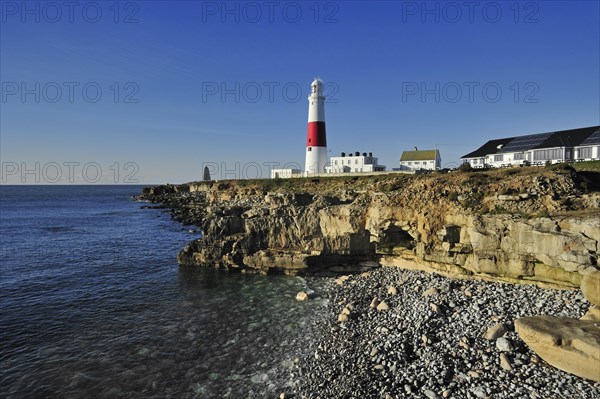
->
[[305, 78, 328, 175]]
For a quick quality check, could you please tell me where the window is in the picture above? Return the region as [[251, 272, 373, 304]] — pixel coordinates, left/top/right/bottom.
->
[[494, 154, 503, 162], [578, 147, 592, 159], [308, 147, 312, 152], [355, 159, 358, 164], [334, 160, 337, 165], [514, 153, 525, 160], [533, 148, 562, 161]]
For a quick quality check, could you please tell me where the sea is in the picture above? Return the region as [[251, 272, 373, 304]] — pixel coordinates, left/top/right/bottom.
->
[[0, 185, 326, 398]]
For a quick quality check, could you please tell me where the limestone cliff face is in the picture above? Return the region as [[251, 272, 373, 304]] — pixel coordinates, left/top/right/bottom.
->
[[140, 166, 600, 288]]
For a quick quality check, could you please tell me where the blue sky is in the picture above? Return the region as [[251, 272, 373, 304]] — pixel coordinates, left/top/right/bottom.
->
[[1, 0, 599, 183]]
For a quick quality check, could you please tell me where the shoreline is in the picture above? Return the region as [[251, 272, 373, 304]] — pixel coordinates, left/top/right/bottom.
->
[[135, 167, 600, 393]]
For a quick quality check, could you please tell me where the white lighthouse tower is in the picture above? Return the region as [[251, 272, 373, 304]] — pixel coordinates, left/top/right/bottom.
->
[[305, 78, 328, 175]]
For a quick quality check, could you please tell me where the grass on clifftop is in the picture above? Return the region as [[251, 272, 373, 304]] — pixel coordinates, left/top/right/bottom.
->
[[184, 161, 600, 198], [549, 160, 600, 171]]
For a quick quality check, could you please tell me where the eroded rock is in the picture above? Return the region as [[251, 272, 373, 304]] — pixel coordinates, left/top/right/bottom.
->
[[142, 169, 599, 286], [514, 315, 600, 381]]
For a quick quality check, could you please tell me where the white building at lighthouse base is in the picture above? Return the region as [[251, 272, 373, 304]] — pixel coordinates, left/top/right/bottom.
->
[[325, 152, 386, 173]]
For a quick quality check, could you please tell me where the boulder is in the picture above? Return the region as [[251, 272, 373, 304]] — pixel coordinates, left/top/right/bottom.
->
[[376, 301, 390, 312], [515, 315, 600, 381], [387, 286, 398, 295], [296, 291, 308, 301], [581, 271, 600, 306], [483, 323, 509, 340]]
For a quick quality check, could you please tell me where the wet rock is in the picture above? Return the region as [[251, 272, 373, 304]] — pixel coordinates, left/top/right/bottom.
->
[[296, 291, 309, 301]]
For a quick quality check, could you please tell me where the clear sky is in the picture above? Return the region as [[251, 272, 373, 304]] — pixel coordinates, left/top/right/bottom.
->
[[1, 0, 599, 184]]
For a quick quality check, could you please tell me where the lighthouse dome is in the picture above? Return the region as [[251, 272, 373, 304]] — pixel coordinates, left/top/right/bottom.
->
[[310, 78, 324, 96]]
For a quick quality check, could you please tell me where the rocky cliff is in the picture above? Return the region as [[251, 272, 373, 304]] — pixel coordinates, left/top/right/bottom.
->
[[139, 165, 600, 288]]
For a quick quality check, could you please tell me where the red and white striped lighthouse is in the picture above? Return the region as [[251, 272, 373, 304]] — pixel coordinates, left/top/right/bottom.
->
[[305, 78, 328, 175]]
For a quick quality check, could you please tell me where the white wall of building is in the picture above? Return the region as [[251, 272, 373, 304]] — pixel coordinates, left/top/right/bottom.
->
[[575, 145, 600, 161], [326, 154, 385, 173], [399, 159, 438, 171], [463, 145, 600, 168], [270, 169, 302, 179]]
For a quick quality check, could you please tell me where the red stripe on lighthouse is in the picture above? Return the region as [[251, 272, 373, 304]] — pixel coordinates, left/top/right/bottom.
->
[[306, 121, 327, 147]]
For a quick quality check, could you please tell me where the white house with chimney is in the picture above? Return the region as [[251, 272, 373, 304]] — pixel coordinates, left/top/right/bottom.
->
[[398, 148, 441, 171]]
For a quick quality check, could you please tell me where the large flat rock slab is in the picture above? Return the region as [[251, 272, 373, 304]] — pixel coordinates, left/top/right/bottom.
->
[[515, 315, 600, 382], [581, 271, 600, 306]]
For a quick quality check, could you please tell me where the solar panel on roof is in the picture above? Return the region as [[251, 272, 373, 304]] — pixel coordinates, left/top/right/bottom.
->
[[498, 133, 552, 153], [580, 130, 600, 146]]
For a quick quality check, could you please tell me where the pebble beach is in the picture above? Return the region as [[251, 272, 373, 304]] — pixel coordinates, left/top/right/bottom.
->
[[288, 268, 599, 399]]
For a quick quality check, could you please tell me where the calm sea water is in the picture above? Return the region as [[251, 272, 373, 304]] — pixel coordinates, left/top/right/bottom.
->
[[0, 185, 326, 398]]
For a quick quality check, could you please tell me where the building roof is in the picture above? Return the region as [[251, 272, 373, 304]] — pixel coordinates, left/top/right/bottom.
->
[[461, 126, 600, 159], [539, 126, 600, 148], [400, 149, 439, 162], [580, 129, 600, 146], [461, 138, 513, 159]]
